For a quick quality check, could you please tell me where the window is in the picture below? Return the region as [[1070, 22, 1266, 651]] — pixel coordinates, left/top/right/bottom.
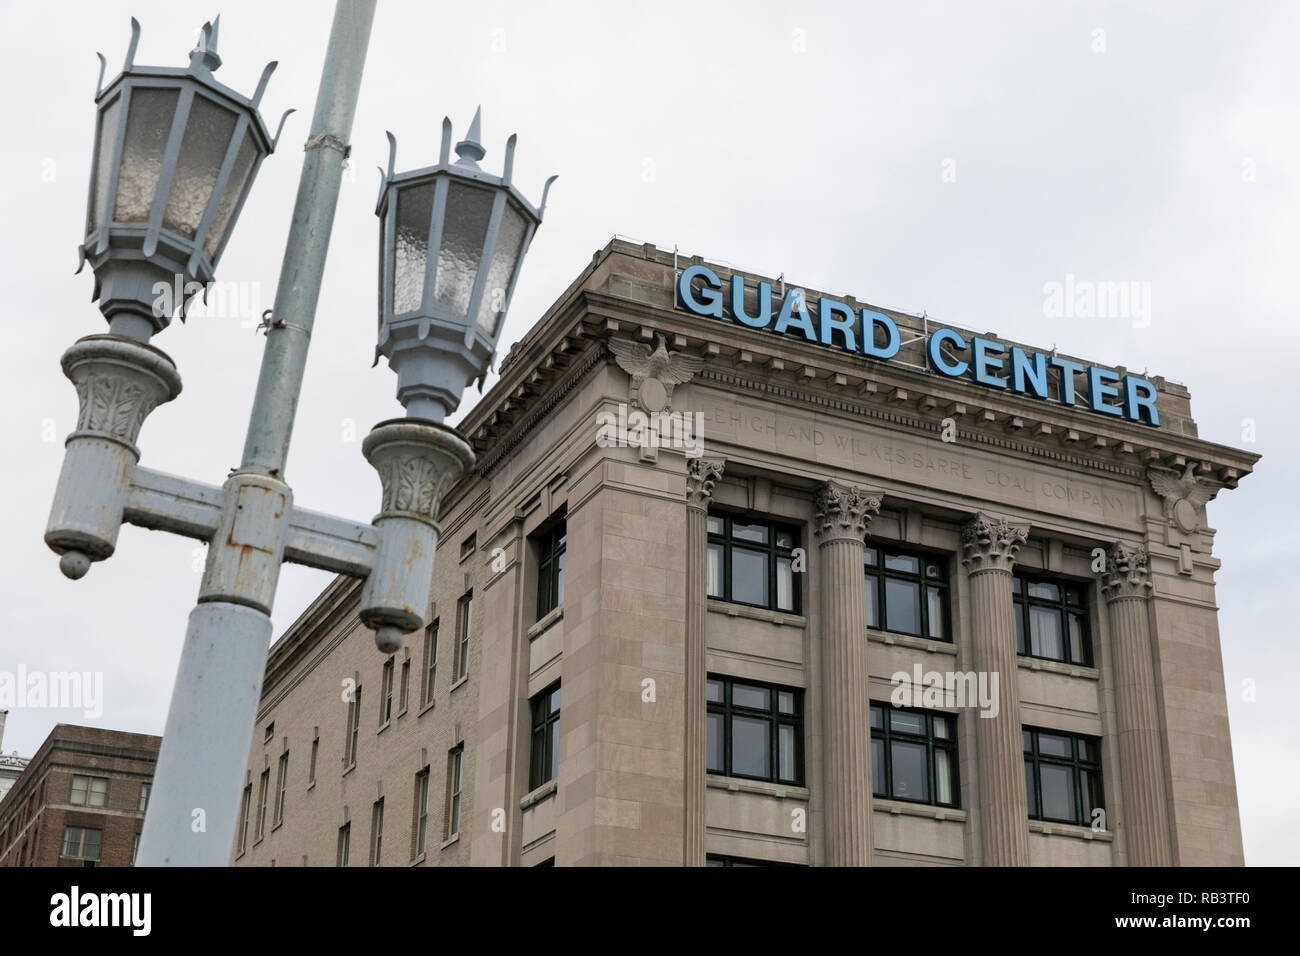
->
[[422, 620, 439, 706], [399, 657, 411, 714], [869, 704, 959, 807], [138, 782, 151, 813], [1024, 728, 1104, 827], [70, 774, 108, 807], [529, 683, 562, 790], [132, 833, 140, 866], [460, 532, 477, 561], [864, 545, 949, 640], [1013, 574, 1091, 665], [413, 767, 430, 857], [264, 722, 275, 744], [445, 746, 464, 839], [705, 512, 799, 612], [309, 733, 319, 786], [237, 783, 252, 855], [336, 822, 350, 867], [454, 593, 473, 682], [706, 854, 788, 867], [345, 685, 362, 767], [273, 751, 289, 827], [380, 657, 395, 725], [255, 768, 270, 842], [370, 798, 384, 866], [62, 826, 101, 863], [536, 522, 567, 618], [705, 676, 803, 785]]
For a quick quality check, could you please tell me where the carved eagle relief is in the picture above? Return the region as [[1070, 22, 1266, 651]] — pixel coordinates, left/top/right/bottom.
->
[[1148, 462, 1219, 533], [607, 333, 705, 412]]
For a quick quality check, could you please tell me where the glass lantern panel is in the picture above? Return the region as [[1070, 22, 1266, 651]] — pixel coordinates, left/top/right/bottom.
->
[[432, 182, 493, 318], [203, 133, 259, 260], [114, 88, 180, 223], [474, 202, 528, 336], [89, 97, 122, 233], [164, 96, 238, 239], [394, 184, 434, 314]]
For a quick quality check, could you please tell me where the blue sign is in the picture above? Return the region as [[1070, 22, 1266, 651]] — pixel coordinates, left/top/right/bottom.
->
[[676, 265, 1159, 427]]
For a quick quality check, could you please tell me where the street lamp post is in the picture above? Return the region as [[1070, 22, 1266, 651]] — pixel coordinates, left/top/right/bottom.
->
[[44, 2, 555, 866]]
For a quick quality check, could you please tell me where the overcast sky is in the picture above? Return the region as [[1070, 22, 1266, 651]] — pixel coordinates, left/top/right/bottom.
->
[[1, 1, 1294, 865]]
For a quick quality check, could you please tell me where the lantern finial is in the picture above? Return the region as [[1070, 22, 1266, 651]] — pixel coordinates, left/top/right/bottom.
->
[[454, 106, 486, 168], [189, 17, 223, 73]]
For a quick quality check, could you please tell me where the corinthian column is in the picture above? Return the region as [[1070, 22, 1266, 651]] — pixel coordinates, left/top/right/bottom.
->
[[815, 480, 882, 866], [961, 512, 1031, 866], [1099, 542, 1173, 866], [684, 457, 725, 866]]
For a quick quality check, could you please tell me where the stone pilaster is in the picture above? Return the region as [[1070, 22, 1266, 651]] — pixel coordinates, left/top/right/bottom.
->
[[1099, 542, 1173, 866], [814, 480, 882, 866], [961, 512, 1031, 866], [684, 457, 724, 866]]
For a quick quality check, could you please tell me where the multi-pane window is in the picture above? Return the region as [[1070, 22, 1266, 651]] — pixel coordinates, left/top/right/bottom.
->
[[264, 722, 275, 744], [138, 783, 151, 813], [869, 704, 959, 807], [422, 620, 439, 706], [529, 683, 562, 790], [706, 676, 803, 785], [1024, 728, 1104, 827], [1013, 575, 1091, 665], [62, 826, 101, 863], [70, 774, 108, 807], [336, 823, 350, 867], [255, 768, 270, 842], [413, 767, 430, 857], [706, 512, 800, 613], [370, 798, 384, 866], [864, 545, 949, 640], [380, 657, 395, 725], [399, 657, 411, 714], [237, 783, 252, 855], [345, 685, 362, 766], [273, 751, 289, 827], [454, 593, 473, 682], [445, 746, 464, 838], [536, 523, 567, 618]]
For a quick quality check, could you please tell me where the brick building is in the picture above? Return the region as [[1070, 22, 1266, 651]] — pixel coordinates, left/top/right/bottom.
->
[[232, 239, 1255, 866], [0, 725, 160, 867]]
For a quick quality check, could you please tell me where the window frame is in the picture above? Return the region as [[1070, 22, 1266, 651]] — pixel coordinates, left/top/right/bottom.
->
[[863, 543, 951, 641], [61, 825, 101, 862], [705, 675, 804, 786], [413, 767, 430, 858], [1024, 726, 1105, 827], [255, 768, 270, 842], [422, 619, 439, 706], [70, 774, 109, 808], [445, 746, 464, 840], [336, 822, 350, 867], [345, 684, 362, 767], [237, 783, 252, 855], [138, 782, 151, 814], [454, 593, 472, 682], [273, 750, 289, 827], [370, 798, 384, 866], [1012, 573, 1093, 666], [705, 510, 801, 614], [398, 656, 411, 715], [380, 656, 395, 726], [869, 702, 960, 808], [536, 522, 567, 620], [529, 682, 562, 790]]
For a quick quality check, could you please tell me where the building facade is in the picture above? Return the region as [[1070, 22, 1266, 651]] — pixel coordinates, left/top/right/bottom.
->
[[233, 239, 1255, 867], [0, 712, 31, 806], [0, 724, 160, 867]]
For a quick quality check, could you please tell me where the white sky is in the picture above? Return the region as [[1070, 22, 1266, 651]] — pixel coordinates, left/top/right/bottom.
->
[[0, 0, 1295, 864]]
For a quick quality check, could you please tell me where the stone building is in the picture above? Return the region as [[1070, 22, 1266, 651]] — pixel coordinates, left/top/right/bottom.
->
[[0, 724, 160, 867], [0, 712, 31, 806], [232, 238, 1255, 866]]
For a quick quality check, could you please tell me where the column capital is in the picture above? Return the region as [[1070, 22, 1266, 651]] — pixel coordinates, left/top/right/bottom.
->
[[685, 458, 725, 511], [1099, 541, 1153, 601], [961, 512, 1029, 573], [814, 480, 883, 543]]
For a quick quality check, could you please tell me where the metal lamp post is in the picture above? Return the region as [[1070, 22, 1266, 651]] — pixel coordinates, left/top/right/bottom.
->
[[44, 3, 555, 865]]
